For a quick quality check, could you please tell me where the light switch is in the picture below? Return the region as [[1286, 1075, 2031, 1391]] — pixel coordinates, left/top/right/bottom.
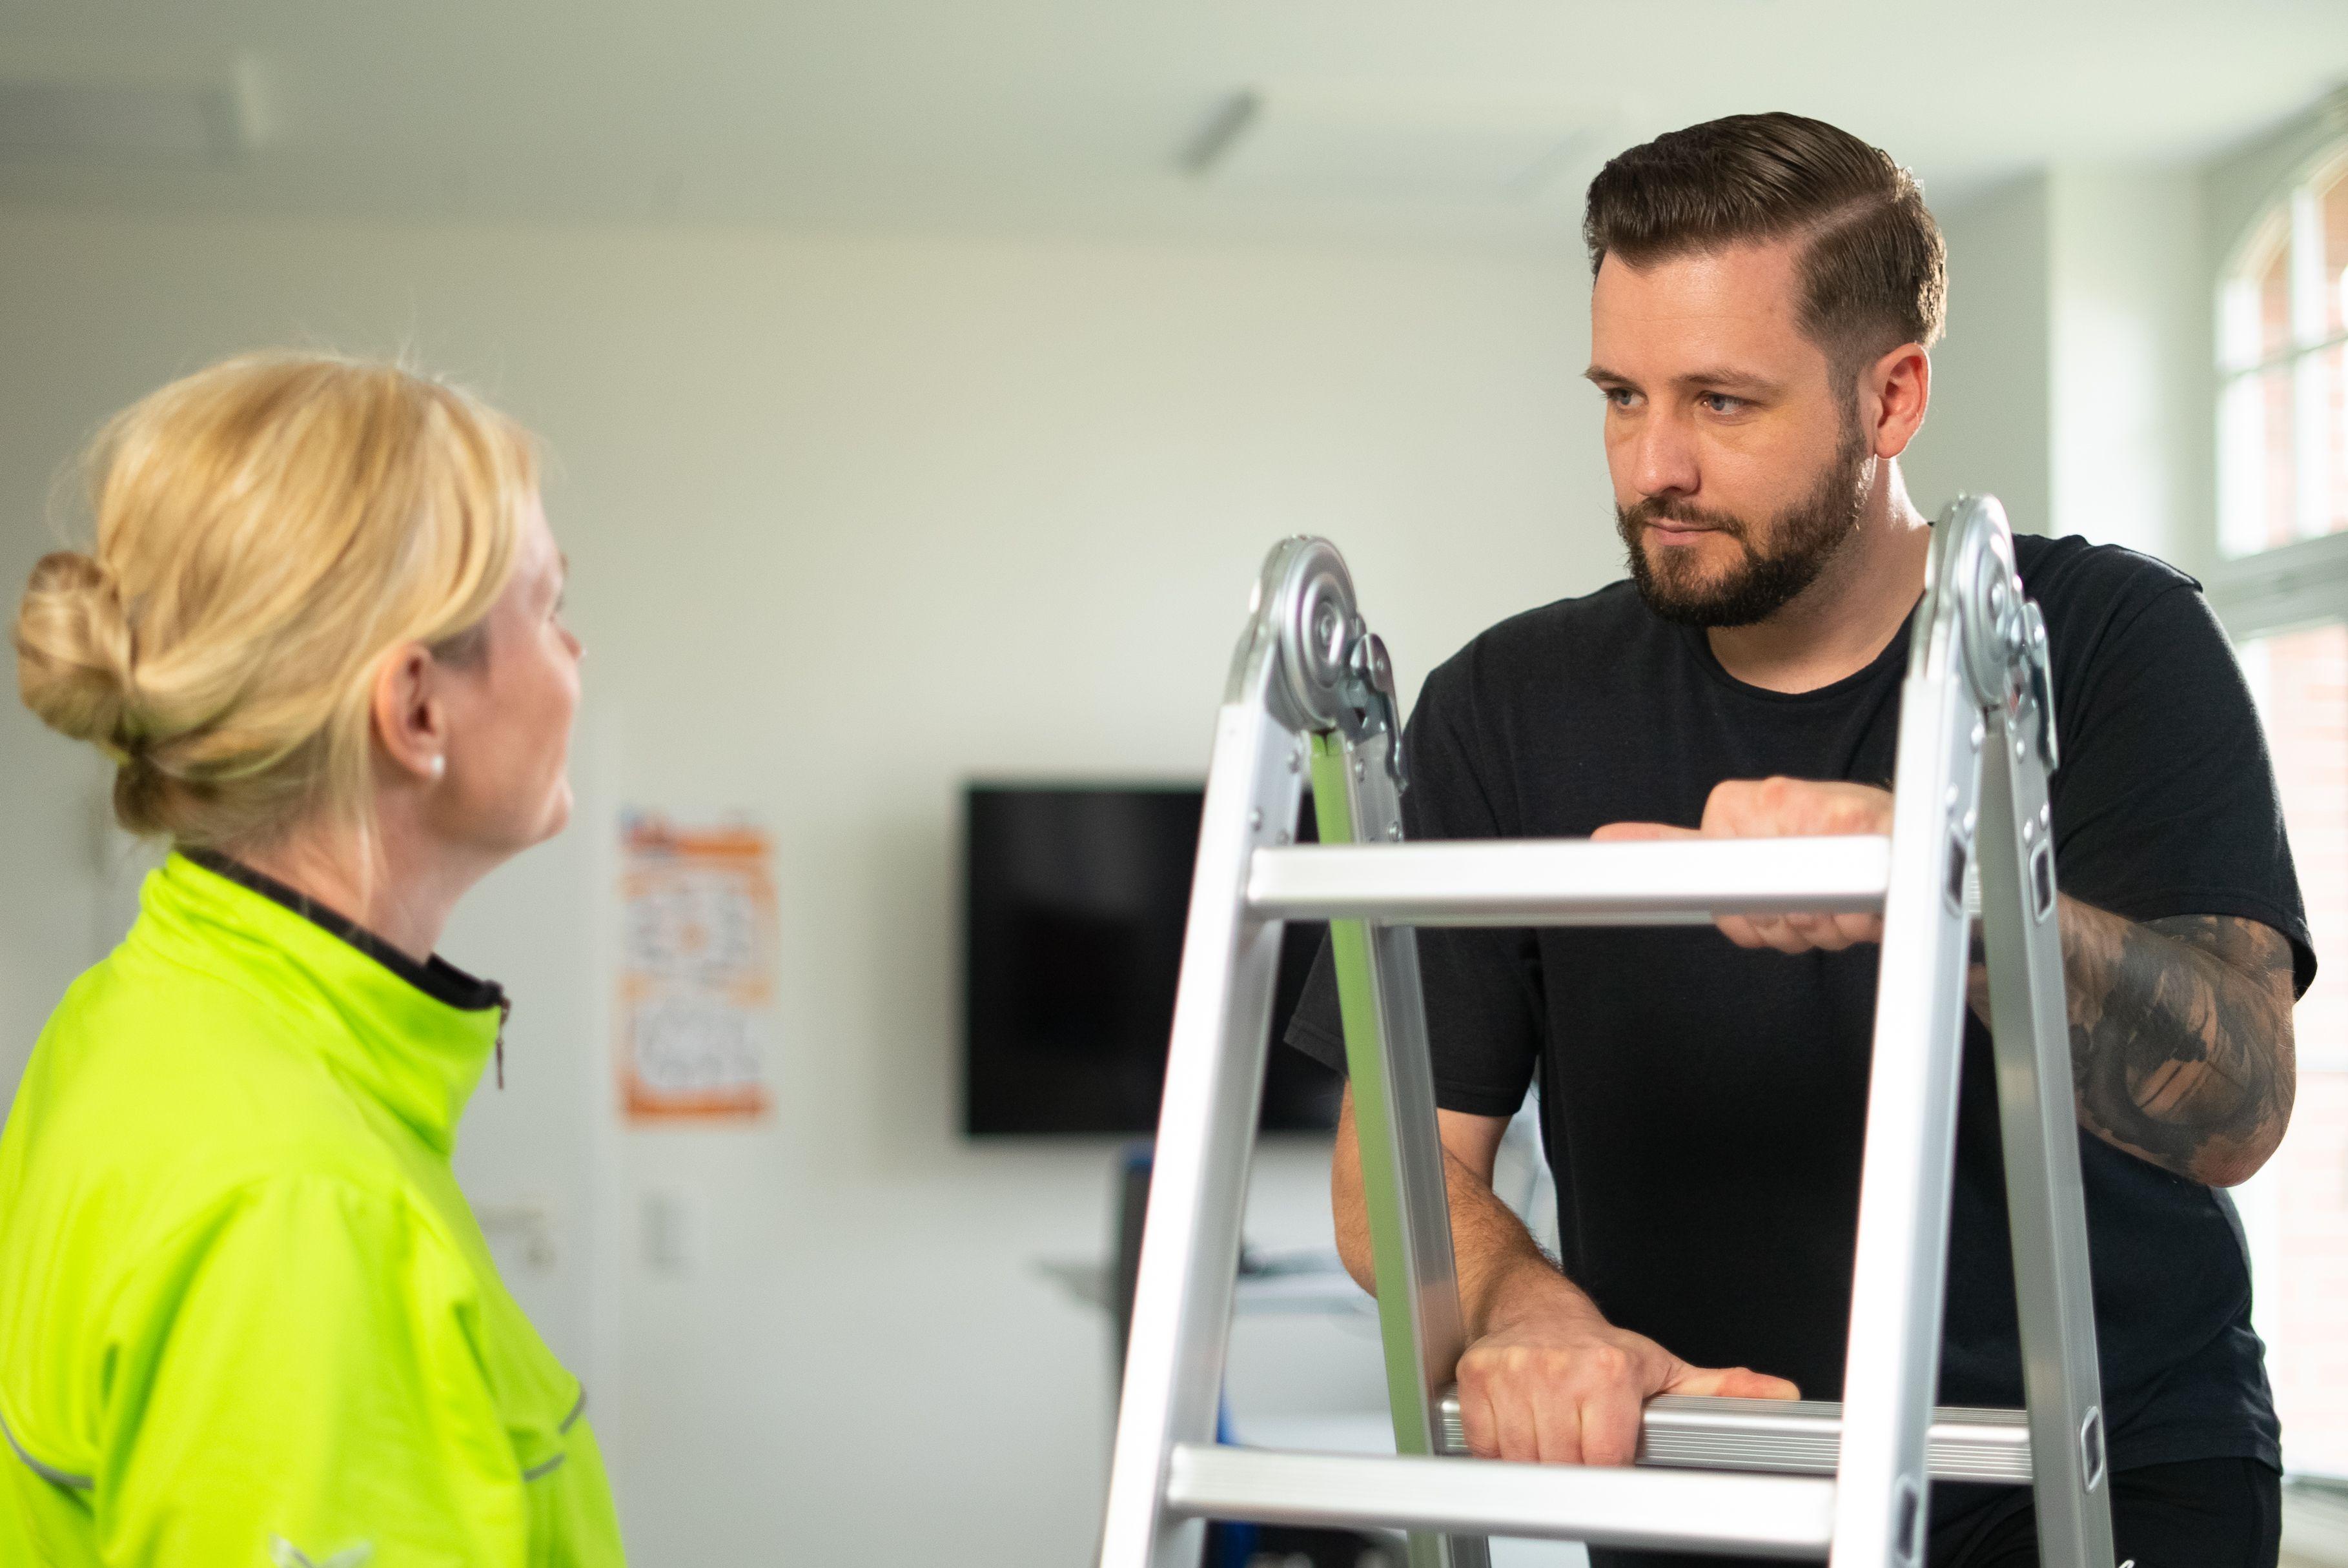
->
[[641, 1188, 697, 1274]]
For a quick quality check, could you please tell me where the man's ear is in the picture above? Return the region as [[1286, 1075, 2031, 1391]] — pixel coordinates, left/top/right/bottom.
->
[[370, 644, 448, 783], [1863, 341, 1930, 460]]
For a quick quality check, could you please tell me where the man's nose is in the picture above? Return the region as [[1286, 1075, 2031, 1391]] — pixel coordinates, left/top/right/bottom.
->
[[1628, 409, 1700, 500]]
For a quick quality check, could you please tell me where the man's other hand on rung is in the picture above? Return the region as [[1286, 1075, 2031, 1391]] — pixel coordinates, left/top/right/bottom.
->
[[1596, 776, 1894, 953]]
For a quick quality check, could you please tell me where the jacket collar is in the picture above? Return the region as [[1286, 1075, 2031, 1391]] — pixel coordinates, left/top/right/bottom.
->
[[139, 851, 507, 1156]]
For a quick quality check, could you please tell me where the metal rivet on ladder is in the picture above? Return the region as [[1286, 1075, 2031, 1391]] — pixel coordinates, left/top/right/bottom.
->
[[1354, 759, 1366, 780], [2079, 1407, 2107, 1492], [1894, 1476, 1924, 1565]]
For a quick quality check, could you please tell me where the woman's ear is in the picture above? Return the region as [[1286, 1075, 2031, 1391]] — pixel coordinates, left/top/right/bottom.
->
[[370, 644, 449, 783]]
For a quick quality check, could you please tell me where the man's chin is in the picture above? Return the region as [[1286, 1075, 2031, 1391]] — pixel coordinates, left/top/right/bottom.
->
[[1629, 551, 1754, 627], [1640, 551, 1735, 602]]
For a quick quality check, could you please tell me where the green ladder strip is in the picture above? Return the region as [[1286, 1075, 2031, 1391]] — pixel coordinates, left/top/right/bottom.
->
[[1307, 731, 1434, 1461]]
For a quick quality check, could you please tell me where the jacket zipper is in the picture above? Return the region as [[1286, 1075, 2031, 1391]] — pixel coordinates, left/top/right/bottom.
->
[[496, 995, 512, 1090]]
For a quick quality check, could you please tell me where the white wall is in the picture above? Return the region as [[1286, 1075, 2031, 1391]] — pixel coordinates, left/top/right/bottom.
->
[[1908, 167, 2214, 571], [1904, 176, 2054, 536], [0, 210, 1611, 1565], [2047, 168, 2213, 570]]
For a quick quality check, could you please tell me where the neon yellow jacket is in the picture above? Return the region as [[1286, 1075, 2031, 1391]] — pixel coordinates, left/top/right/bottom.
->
[[0, 852, 627, 1567]]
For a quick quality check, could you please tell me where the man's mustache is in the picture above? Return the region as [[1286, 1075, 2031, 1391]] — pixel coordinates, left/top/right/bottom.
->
[[1618, 496, 1751, 539]]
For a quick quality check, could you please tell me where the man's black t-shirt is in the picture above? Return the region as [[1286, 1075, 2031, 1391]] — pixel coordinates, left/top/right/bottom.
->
[[1287, 533, 2311, 1480]]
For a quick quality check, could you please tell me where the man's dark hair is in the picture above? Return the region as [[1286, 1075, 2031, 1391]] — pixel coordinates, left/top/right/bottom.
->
[[1584, 113, 1946, 383]]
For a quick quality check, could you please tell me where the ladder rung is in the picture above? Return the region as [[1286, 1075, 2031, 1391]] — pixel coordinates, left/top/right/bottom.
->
[[1247, 837, 1891, 926], [1165, 1443, 1834, 1556], [1437, 1392, 2032, 1483]]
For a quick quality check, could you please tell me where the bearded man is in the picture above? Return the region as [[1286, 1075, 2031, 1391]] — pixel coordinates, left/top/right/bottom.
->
[[1288, 114, 2302, 1568]]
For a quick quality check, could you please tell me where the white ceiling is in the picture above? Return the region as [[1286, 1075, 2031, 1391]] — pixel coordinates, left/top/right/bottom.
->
[[1, 0, 2343, 246]]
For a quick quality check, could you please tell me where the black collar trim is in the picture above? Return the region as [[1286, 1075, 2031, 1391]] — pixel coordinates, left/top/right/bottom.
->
[[181, 848, 506, 1014]]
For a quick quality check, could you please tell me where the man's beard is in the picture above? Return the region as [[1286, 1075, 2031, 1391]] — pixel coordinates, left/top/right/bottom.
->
[[1616, 423, 1872, 628]]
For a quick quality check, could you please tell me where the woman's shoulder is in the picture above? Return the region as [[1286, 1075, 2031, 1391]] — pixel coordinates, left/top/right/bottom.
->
[[0, 979, 482, 1391], [2, 943, 425, 1274]]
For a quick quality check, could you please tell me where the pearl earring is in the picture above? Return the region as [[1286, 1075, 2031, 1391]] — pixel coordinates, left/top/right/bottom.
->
[[429, 755, 447, 780]]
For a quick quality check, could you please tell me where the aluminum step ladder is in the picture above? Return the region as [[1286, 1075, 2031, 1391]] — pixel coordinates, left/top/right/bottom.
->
[[1099, 496, 2116, 1567]]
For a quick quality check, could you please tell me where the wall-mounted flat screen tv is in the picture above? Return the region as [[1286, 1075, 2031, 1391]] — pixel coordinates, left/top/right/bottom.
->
[[963, 783, 1340, 1135]]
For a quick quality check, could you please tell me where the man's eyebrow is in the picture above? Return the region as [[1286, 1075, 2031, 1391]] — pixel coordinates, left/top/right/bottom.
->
[[1671, 367, 1781, 393], [1584, 363, 1782, 395]]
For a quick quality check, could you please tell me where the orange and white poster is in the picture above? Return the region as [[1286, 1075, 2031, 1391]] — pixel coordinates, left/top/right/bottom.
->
[[617, 815, 775, 1121]]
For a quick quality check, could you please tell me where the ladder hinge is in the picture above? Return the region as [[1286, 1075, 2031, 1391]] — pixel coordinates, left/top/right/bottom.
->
[[1338, 628, 1407, 794], [2022, 601, 2058, 773]]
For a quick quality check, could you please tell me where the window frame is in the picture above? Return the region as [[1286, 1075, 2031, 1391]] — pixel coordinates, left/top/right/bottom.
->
[[2208, 133, 2348, 636], [2207, 125, 2348, 1487]]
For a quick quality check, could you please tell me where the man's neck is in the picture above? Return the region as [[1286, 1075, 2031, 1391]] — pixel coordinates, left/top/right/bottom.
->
[[1704, 461, 1932, 695]]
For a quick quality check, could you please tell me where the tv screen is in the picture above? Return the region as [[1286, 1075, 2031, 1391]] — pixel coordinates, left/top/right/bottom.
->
[[962, 784, 1340, 1136]]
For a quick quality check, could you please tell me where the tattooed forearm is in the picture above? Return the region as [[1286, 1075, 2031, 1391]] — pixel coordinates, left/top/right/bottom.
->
[[1974, 904, 2297, 1186]]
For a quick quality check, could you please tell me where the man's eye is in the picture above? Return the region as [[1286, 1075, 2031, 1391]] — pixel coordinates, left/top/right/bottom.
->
[[1604, 388, 1637, 409], [1699, 393, 1744, 414]]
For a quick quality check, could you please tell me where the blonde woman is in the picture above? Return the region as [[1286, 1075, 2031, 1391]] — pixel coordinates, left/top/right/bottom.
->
[[0, 354, 623, 1566]]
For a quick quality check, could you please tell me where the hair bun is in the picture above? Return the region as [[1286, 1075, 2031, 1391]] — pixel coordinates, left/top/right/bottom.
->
[[14, 550, 138, 753]]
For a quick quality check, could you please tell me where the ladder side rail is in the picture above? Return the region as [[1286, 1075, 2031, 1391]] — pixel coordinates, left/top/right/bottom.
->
[[1976, 680, 2117, 1566], [1831, 516, 1990, 1568], [1314, 728, 1490, 1568], [1097, 692, 1304, 1567]]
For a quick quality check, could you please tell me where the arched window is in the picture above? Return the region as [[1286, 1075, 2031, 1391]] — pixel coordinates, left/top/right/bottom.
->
[[2214, 132, 2348, 1485], [2219, 148, 2348, 556]]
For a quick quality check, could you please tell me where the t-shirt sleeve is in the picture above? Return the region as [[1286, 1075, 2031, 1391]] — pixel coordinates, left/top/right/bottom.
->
[[2050, 580, 2317, 995], [100, 1176, 527, 1567], [1285, 650, 1547, 1117]]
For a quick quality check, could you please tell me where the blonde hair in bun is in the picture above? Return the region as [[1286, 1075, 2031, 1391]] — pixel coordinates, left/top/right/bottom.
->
[[15, 549, 138, 758], [11, 351, 538, 853]]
